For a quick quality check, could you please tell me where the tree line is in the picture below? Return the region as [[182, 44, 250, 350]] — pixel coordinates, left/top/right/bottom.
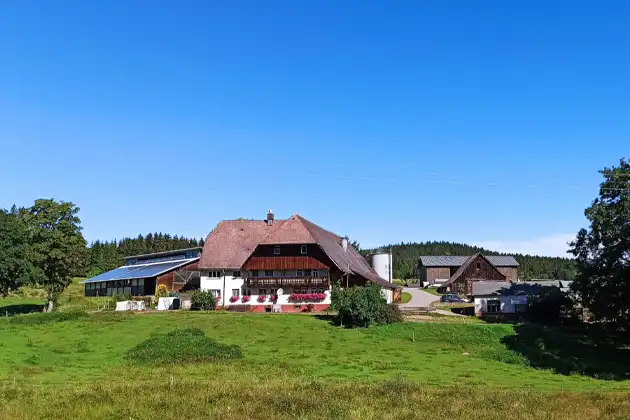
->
[[362, 241, 577, 281]]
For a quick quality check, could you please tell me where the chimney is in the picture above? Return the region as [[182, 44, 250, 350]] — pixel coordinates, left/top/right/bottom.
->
[[266, 209, 274, 226]]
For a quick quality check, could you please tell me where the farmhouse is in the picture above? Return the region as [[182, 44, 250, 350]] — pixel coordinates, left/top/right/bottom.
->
[[418, 254, 519, 291], [198, 211, 400, 312], [81, 248, 202, 296], [472, 279, 572, 317]]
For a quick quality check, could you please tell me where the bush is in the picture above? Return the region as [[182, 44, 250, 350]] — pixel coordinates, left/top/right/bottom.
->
[[331, 284, 400, 327], [0, 311, 88, 326], [377, 303, 404, 325], [189, 290, 217, 310], [125, 328, 242, 365], [527, 287, 577, 325]]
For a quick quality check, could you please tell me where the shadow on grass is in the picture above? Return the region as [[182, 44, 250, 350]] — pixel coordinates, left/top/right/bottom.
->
[[502, 324, 630, 380], [313, 314, 338, 327], [0, 304, 43, 316]]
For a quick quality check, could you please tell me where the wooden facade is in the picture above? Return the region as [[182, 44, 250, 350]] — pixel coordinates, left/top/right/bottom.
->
[[448, 255, 506, 295]]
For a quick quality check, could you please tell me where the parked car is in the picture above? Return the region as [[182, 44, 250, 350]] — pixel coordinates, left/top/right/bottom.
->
[[440, 294, 465, 303]]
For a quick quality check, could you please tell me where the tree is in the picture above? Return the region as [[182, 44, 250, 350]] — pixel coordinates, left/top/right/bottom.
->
[[0, 210, 33, 297], [20, 199, 87, 312], [570, 158, 630, 329]]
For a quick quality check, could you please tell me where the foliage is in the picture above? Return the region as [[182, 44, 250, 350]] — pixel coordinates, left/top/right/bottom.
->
[[124, 328, 242, 365], [376, 303, 404, 324], [526, 287, 577, 325], [189, 290, 217, 310], [330, 283, 397, 327], [0, 310, 88, 325], [18, 199, 88, 311], [364, 241, 576, 281], [570, 158, 630, 329], [400, 292, 412, 303], [0, 209, 34, 297], [155, 284, 168, 300]]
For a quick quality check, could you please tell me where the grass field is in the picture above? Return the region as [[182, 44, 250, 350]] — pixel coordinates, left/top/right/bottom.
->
[[400, 292, 412, 303], [1, 281, 630, 419]]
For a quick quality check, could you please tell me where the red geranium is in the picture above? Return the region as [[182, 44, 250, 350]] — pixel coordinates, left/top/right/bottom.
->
[[257, 295, 267, 303], [269, 295, 278, 303], [229, 296, 239, 303], [289, 293, 326, 302], [241, 295, 251, 303]]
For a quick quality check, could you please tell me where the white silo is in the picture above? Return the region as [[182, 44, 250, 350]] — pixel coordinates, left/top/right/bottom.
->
[[371, 253, 393, 283]]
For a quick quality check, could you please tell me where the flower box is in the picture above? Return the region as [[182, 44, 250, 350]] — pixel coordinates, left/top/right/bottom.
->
[[289, 293, 326, 302], [269, 295, 278, 303], [229, 296, 239, 303], [257, 295, 267, 303], [241, 295, 251, 303]]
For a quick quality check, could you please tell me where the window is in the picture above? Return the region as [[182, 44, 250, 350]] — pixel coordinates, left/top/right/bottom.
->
[[301, 245, 308, 254], [232, 289, 240, 297], [243, 289, 251, 296], [270, 288, 277, 295], [311, 269, 320, 277], [486, 299, 500, 314], [233, 271, 242, 278], [259, 289, 267, 295], [296, 269, 304, 277], [476, 263, 481, 270], [210, 289, 221, 298], [264, 270, 273, 277], [207, 270, 222, 278], [274, 246, 281, 255], [251, 270, 259, 277]]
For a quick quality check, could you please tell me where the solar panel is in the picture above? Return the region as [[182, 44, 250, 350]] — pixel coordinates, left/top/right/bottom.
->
[[83, 259, 196, 283]]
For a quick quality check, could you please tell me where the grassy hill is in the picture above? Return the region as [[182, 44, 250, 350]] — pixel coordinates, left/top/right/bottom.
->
[[0, 311, 629, 419]]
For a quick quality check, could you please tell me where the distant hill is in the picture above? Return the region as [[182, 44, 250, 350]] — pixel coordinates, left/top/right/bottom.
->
[[363, 241, 576, 281]]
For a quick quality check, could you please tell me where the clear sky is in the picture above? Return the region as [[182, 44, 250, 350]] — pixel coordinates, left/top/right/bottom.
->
[[1, 1, 628, 257]]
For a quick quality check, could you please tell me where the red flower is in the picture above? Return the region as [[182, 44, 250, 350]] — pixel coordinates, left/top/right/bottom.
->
[[241, 295, 251, 303], [270, 295, 278, 302], [289, 293, 326, 302], [257, 295, 267, 303], [229, 296, 239, 303]]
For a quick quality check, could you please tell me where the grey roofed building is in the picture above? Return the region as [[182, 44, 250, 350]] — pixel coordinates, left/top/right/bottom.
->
[[419, 255, 519, 267], [472, 280, 570, 297]]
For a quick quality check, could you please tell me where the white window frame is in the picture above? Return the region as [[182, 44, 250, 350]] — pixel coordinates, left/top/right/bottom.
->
[[311, 269, 320, 277], [210, 289, 221, 298], [486, 299, 501, 314], [264, 270, 273, 277], [301, 245, 308, 254], [232, 289, 240, 297]]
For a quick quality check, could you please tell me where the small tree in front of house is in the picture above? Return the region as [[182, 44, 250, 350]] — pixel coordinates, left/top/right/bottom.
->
[[331, 283, 401, 327]]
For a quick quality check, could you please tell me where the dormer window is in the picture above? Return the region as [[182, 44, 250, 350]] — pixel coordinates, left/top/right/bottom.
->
[[301, 245, 308, 254]]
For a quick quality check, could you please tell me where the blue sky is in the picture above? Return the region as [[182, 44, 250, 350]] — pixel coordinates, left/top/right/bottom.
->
[[1, 1, 628, 257]]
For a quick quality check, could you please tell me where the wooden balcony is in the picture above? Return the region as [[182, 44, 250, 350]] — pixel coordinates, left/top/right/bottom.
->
[[246, 276, 330, 287]]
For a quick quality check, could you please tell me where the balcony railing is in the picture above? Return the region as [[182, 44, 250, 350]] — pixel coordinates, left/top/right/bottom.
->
[[246, 276, 330, 287]]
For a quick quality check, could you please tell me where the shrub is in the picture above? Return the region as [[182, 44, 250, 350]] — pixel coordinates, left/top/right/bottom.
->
[[125, 328, 243, 365], [527, 287, 578, 325], [0, 311, 88, 326], [331, 284, 401, 327], [189, 290, 217, 310], [155, 284, 168, 300], [376, 303, 404, 325]]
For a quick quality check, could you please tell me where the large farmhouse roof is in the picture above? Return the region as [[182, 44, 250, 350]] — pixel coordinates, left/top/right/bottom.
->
[[199, 213, 398, 289], [419, 255, 519, 267]]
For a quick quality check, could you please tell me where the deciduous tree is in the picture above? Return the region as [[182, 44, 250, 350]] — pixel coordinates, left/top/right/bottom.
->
[[20, 199, 87, 311], [570, 158, 630, 328], [0, 210, 33, 297]]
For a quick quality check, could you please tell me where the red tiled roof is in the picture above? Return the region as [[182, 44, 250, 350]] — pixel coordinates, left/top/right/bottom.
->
[[199, 214, 399, 290], [260, 216, 316, 244], [198, 219, 287, 269]]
